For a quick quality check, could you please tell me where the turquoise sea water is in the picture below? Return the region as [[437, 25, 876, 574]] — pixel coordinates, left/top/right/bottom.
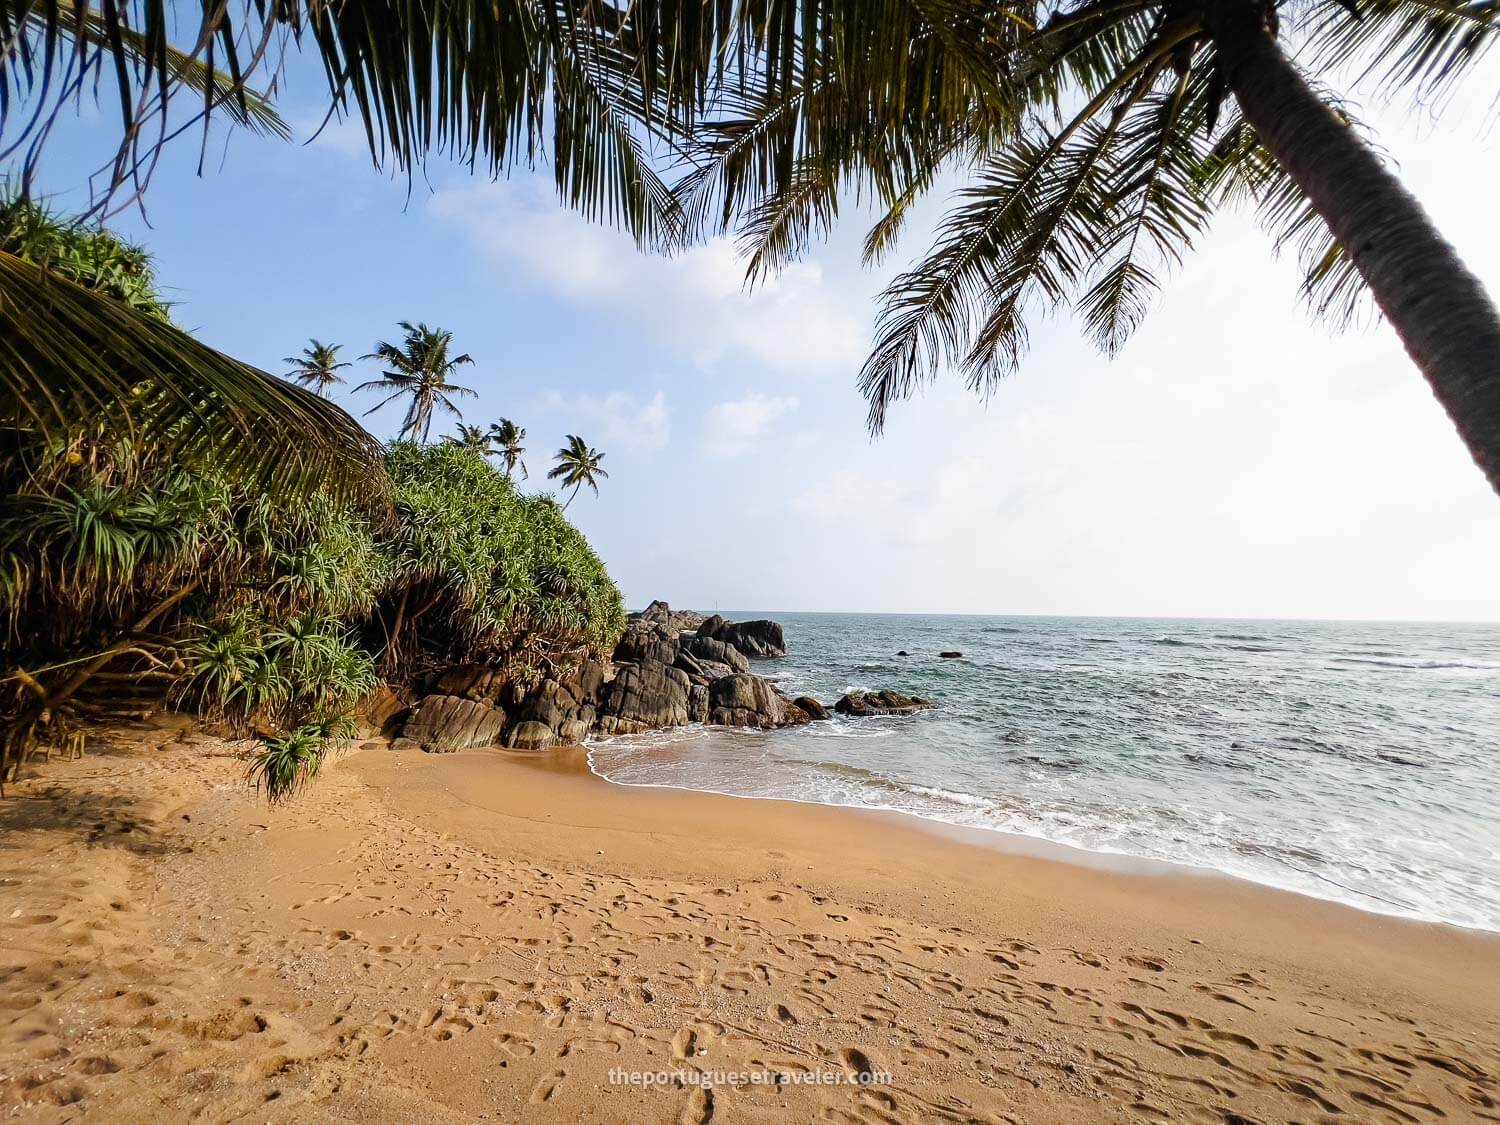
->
[[588, 614, 1500, 931]]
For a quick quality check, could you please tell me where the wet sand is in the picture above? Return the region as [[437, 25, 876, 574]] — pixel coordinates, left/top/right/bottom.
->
[[2, 723, 1498, 1122]]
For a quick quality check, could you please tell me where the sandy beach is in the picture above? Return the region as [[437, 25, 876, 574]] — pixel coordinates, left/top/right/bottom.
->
[[3, 724, 1499, 1123]]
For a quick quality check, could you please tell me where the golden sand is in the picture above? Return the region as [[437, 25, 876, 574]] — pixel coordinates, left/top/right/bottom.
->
[[3, 722, 1498, 1122]]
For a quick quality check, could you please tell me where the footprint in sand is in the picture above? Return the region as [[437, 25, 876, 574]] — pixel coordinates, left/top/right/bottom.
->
[[529, 1069, 566, 1104]]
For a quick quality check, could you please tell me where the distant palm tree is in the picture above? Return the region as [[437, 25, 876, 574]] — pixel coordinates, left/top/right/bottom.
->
[[282, 339, 351, 399], [489, 418, 529, 480], [450, 423, 492, 454], [356, 322, 476, 443], [547, 435, 608, 511]]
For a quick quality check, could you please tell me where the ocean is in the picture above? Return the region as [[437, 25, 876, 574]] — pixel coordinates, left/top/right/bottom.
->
[[588, 614, 1500, 932]]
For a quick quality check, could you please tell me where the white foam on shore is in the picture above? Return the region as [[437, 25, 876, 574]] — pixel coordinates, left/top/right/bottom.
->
[[586, 728, 1500, 934]]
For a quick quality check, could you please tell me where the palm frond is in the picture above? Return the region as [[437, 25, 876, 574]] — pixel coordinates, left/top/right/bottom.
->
[[0, 250, 384, 501]]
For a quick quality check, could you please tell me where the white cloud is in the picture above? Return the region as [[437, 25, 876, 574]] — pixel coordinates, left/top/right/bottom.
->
[[540, 389, 670, 453], [702, 394, 800, 458], [290, 111, 371, 158], [429, 181, 867, 377]]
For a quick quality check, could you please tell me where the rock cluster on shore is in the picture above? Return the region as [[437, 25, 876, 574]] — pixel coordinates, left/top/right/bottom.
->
[[385, 600, 934, 753]]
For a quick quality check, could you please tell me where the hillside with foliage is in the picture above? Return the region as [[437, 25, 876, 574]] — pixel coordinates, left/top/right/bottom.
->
[[0, 205, 625, 799]]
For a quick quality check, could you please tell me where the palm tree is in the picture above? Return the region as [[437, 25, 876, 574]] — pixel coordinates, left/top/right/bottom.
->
[[449, 423, 493, 454], [489, 419, 529, 480], [655, 2, 1500, 495], [9, 4, 1500, 494], [547, 435, 609, 511], [283, 339, 351, 399], [356, 322, 477, 444], [0, 3, 678, 492]]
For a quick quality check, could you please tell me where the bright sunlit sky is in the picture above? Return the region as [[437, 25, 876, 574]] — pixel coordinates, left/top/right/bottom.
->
[[22, 52, 1500, 620]]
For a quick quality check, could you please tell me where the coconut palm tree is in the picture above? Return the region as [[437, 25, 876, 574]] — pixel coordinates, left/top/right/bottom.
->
[[489, 419, 529, 480], [657, 1, 1500, 494], [283, 340, 351, 399], [8, 3, 1500, 494], [356, 322, 477, 444], [449, 423, 494, 455], [548, 435, 609, 511], [0, 2, 678, 492]]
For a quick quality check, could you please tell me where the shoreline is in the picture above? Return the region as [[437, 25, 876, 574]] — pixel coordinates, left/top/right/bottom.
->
[[4, 729, 1498, 1121], [471, 745, 1500, 1004], [580, 732, 1496, 938]]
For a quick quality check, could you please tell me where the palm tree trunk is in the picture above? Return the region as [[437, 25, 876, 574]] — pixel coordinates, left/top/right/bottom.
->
[[1207, 0, 1500, 496], [564, 483, 580, 510]]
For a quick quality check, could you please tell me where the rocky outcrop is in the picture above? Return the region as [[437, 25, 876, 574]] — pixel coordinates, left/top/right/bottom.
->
[[614, 621, 680, 666], [510, 660, 604, 746], [503, 720, 556, 750], [392, 603, 928, 750], [434, 663, 517, 705], [939, 651, 963, 659], [629, 599, 706, 634], [681, 634, 750, 674], [707, 674, 785, 728], [596, 658, 692, 734], [833, 690, 934, 718], [403, 694, 508, 752], [698, 616, 787, 659]]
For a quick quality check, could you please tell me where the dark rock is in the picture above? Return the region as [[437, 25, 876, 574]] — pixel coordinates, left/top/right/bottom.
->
[[833, 690, 935, 718], [696, 614, 727, 639], [510, 659, 606, 743], [505, 721, 556, 751], [939, 651, 963, 659], [356, 685, 410, 735], [596, 658, 692, 734], [792, 696, 830, 721], [707, 673, 785, 728], [895, 650, 910, 657], [434, 663, 511, 703], [614, 621, 680, 666], [687, 683, 709, 724], [403, 694, 507, 752], [557, 719, 591, 744], [630, 599, 707, 634], [778, 698, 813, 726], [712, 619, 787, 659], [682, 635, 750, 674]]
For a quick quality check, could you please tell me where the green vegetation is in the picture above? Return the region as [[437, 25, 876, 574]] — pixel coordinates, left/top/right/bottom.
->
[[0, 432, 626, 794], [0, 214, 625, 796]]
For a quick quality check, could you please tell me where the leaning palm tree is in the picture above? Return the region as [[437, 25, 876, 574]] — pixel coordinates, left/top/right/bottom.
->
[[659, 1, 1500, 495], [356, 322, 477, 444], [283, 339, 351, 399], [548, 435, 609, 510], [489, 419, 529, 480]]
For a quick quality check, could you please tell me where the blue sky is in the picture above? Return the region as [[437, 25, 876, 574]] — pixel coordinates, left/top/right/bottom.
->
[[24, 55, 1500, 620]]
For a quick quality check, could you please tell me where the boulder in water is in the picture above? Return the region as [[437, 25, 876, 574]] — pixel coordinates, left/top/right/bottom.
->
[[698, 616, 787, 659], [707, 673, 786, 728], [833, 690, 934, 718], [939, 651, 963, 659], [792, 696, 830, 721]]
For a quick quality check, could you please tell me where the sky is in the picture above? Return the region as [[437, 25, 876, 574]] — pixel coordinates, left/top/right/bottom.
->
[[20, 52, 1500, 621]]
